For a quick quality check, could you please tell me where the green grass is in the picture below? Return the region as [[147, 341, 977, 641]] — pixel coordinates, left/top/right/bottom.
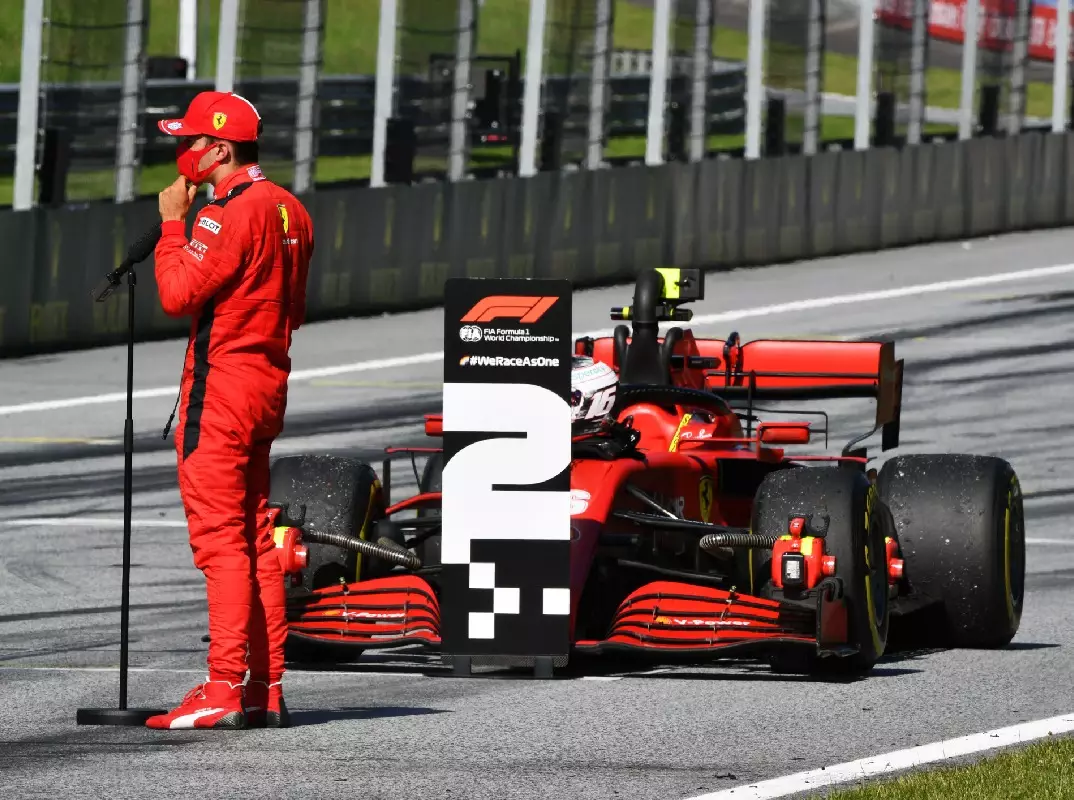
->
[[820, 737, 1074, 799]]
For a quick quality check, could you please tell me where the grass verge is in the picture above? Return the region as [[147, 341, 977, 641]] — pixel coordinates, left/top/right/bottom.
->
[[821, 736, 1074, 799]]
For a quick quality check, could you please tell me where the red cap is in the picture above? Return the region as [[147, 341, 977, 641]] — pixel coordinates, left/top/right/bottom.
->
[[158, 91, 262, 141]]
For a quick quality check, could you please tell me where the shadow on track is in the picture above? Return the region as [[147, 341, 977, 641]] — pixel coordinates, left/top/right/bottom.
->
[[289, 706, 449, 726]]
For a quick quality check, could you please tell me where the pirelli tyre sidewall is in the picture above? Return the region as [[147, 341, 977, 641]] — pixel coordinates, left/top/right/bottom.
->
[[754, 466, 889, 673], [877, 454, 1025, 648]]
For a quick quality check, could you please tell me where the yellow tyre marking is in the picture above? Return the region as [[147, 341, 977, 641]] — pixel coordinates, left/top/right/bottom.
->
[[863, 485, 883, 654], [1004, 475, 1020, 624], [354, 479, 382, 580]]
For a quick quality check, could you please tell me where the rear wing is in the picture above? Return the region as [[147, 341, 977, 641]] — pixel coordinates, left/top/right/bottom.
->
[[697, 337, 903, 452]]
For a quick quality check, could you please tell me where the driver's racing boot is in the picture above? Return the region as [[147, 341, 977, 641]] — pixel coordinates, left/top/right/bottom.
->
[[145, 680, 246, 730], [243, 680, 289, 728]]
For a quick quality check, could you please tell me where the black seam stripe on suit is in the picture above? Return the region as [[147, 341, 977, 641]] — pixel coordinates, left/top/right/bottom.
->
[[180, 181, 254, 461]]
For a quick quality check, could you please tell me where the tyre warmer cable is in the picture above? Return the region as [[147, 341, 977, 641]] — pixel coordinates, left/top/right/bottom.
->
[[301, 529, 422, 571]]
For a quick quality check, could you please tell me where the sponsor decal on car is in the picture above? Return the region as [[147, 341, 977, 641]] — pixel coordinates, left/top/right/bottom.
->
[[570, 489, 591, 516], [699, 475, 714, 522], [459, 355, 561, 367], [654, 616, 751, 627]]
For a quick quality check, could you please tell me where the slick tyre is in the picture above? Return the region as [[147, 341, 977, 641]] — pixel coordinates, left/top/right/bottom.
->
[[876, 454, 1024, 649], [268, 454, 385, 662], [753, 467, 889, 676]]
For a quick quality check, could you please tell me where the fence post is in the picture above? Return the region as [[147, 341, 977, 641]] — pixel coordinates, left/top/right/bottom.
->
[[1054, 0, 1070, 132], [853, 0, 875, 150], [906, 0, 928, 145], [689, 0, 713, 163], [115, 0, 147, 204], [179, 0, 198, 79], [958, 0, 979, 139], [14, 0, 44, 212], [216, 0, 239, 93], [586, 0, 614, 170], [1007, 0, 1031, 134], [371, 0, 399, 188], [293, 0, 323, 195], [745, 0, 767, 159], [646, 0, 673, 166], [448, 0, 476, 182], [519, 0, 549, 178], [802, 0, 825, 155]]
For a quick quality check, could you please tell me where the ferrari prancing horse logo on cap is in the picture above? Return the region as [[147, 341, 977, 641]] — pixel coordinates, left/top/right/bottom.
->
[[213, 112, 227, 130], [277, 204, 289, 234]]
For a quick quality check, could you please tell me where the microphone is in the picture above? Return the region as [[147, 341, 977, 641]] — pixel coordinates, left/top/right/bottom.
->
[[92, 223, 163, 302]]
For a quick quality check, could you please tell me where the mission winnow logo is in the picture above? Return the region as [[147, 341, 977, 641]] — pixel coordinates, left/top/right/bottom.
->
[[459, 355, 561, 367]]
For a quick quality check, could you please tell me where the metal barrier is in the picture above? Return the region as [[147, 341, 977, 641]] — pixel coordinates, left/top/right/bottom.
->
[[0, 68, 746, 176], [0, 129, 1066, 357]]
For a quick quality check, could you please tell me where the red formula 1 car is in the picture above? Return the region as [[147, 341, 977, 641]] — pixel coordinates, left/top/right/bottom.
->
[[267, 268, 1025, 674]]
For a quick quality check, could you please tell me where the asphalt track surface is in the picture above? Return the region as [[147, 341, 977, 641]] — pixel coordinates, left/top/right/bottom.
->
[[3, 228, 1074, 799]]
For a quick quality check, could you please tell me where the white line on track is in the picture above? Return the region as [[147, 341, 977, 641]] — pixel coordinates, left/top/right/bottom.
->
[[9, 517, 189, 528], [0, 665, 431, 678], [682, 712, 1074, 800], [4, 262, 1074, 417]]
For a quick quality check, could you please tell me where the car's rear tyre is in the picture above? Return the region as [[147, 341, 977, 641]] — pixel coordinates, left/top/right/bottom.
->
[[752, 467, 889, 675], [268, 454, 386, 663], [876, 454, 1024, 649]]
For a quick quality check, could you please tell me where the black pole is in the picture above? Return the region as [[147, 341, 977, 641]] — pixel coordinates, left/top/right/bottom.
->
[[119, 267, 135, 710], [77, 226, 167, 726]]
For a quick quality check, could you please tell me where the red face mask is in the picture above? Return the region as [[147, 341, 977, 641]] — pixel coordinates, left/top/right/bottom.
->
[[176, 139, 223, 185]]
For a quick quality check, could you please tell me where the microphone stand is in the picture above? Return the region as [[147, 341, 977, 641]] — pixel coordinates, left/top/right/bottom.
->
[[77, 224, 167, 726]]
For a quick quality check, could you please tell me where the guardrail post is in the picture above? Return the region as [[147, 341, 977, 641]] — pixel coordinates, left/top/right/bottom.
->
[[371, 0, 399, 188], [586, 0, 614, 170], [689, 0, 713, 163], [646, 0, 673, 166], [293, 0, 323, 195], [745, 0, 767, 159], [179, 0, 197, 79], [853, 0, 875, 150], [1053, 0, 1070, 132], [115, 0, 147, 204], [448, 0, 476, 182], [519, 0, 548, 178], [14, 0, 44, 211], [958, 0, 979, 139], [906, 0, 927, 144]]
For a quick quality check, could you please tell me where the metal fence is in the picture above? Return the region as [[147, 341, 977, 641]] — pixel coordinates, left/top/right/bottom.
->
[[5, 0, 1073, 211]]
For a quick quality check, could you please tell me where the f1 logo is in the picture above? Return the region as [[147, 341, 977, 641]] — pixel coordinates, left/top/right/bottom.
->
[[462, 296, 558, 324]]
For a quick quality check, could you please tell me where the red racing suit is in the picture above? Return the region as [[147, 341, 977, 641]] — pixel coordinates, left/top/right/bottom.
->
[[154, 164, 313, 686]]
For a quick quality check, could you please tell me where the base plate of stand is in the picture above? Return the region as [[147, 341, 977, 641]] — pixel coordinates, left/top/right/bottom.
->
[[76, 707, 167, 726]]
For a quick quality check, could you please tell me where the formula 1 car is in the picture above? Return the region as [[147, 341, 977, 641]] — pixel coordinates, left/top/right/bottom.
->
[[267, 268, 1025, 675]]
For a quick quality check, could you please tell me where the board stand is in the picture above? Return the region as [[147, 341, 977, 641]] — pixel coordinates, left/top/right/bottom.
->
[[77, 234, 167, 726], [448, 655, 556, 679]]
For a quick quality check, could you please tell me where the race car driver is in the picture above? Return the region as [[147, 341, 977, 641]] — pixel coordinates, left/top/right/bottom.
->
[[144, 91, 313, 730]]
